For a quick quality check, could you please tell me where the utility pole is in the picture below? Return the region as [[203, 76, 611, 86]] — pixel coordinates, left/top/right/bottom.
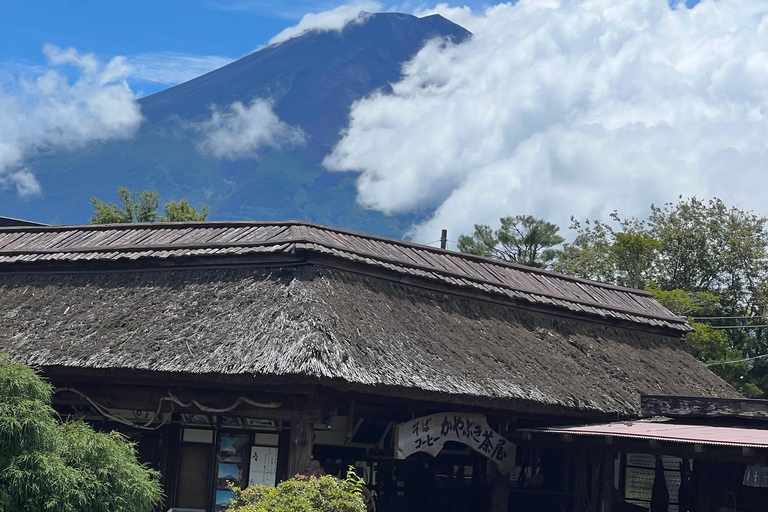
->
[[440, 229, 448, 249]]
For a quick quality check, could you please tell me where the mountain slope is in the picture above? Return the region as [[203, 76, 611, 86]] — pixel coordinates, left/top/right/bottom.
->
[[3, 13, 470, 237]]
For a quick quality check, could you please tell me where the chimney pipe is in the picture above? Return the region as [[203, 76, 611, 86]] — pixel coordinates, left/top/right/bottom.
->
[[440, 229, 448, 250]]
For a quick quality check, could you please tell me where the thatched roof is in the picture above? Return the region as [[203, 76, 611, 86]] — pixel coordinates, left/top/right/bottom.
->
[[0, 221, 688, 333], [0, 265, 736, 420]]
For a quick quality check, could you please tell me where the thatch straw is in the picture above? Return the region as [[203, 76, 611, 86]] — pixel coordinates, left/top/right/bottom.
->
[[0, 265, 736, 419]]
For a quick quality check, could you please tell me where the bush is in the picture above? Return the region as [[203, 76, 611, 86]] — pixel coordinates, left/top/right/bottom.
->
[[227, 467, 366, 512], [0, 355, 162, 512]]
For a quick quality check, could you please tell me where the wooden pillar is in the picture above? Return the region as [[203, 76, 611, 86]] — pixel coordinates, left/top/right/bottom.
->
[[694, 459, 709, 512], [589, 455, 600, 512], [287, 418, 314, 477], [573, 451, 590, 512], [163, 423, 181, 509], [490, 465, 510, 512], [598, 450, 615, 512]]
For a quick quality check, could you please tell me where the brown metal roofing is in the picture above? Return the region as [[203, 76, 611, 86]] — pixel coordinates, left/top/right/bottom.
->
[[525, 421, 768, 449], [0, 220, 689, 332]]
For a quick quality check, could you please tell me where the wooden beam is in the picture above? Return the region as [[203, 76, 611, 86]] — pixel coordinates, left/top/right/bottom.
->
[[52, 384, 321, 423], [642, 395, 768, 420]]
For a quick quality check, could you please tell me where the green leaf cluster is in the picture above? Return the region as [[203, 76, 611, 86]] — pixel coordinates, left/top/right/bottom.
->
[[227, 467, 366, 512], [458, 215, 564, 268], [91, 187, 210, 224], [554, 212, 662, 289], [0, 355, 162, 512]]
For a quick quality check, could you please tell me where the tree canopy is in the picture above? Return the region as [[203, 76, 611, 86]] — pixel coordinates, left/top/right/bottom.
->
[[91, 188, 210, 224], [458, 215, 564, 268], [0, 355, 162, 512]]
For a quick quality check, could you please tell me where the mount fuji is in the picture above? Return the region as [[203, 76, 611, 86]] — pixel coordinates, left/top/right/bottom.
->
[[4, 13, 470, 238]]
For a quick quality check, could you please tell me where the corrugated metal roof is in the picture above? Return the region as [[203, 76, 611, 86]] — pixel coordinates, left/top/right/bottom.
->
[[0, 220, 689, 332], [527, 421, 768, 448]]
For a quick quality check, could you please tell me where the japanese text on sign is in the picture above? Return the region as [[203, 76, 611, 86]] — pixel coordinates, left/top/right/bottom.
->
[[395, 412, 514, 472]]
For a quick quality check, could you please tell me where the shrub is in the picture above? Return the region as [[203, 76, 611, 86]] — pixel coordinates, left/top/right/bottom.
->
[[227, 467, 366, 512], [0, 355, 162, 512]]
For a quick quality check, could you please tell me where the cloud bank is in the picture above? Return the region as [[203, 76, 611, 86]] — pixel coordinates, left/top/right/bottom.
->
[[196, 98, 305, 159], [325, 0, 768, 244], [0, 44, 142, 197], [268, 1, 381, 45]]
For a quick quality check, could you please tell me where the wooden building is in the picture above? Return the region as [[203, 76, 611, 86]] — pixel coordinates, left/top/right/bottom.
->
[[0, 221, 738, 512]]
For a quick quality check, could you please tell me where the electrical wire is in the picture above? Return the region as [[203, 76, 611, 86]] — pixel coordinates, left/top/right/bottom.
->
[[692, 315, 768, 320], [706, 353, 768, 366], [710, 324, 768, 330]]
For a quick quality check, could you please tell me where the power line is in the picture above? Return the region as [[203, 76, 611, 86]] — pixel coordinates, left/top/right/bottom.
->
[[707, 353, 768, 366], [692, 315, 768, 320], [710, 324, 768, 330]]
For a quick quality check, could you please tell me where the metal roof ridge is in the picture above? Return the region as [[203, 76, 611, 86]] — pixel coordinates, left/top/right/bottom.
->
[[0, 219, 656, 298]]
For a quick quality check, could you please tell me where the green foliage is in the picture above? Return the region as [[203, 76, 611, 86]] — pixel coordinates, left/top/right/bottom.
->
[[91, 188, 160, 224], [163, 199, 211, 222], [457, 224, 496, 258], [554, 212, 661, 289], [458, 215, 564, 268], [227, 467, 366, 512], [91, 187, 210, 224], [0, 355, 162, 512], [645, 285, 721, 318]]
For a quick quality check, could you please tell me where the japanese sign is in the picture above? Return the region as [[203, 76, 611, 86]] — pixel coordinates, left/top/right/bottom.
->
[[744, 465, 768, 487], [394, 412, 515, 472], [249, 446, 279, 487]]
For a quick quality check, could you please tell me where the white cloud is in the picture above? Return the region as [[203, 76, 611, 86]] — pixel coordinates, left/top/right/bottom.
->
[[4, 169, 42, 197], [196, 98, 305, 159], [0, 45, 143, 197], [325, 0, 768, 245], [128, 52, 234, 85], [268, 1, 381, 45]]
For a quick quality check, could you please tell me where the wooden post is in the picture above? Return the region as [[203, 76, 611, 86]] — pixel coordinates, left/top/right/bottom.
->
[[694, 459, 709, 512], [573, 450, 589, 512], [589, 456, 600, 512], [288, 418, 314, 477], [598, 450, 615, 512], [490, 464, 510, 512]]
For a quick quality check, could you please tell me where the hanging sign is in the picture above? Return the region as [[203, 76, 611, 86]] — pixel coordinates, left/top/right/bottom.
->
[[744, 466, 768, 487], [394, 412, 515, 472]]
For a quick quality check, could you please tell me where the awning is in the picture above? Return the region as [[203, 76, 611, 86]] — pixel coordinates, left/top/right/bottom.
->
[[522, 421, 768, 449]]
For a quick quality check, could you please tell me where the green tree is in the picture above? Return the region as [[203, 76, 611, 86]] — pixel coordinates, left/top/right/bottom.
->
[[0, 355, 162, 512], [91, 188, 210, 224], [554, 212, 661, 289], [458, 215, 564, 268], [227, 468, 366, 512], [163, 199, 211, 222]]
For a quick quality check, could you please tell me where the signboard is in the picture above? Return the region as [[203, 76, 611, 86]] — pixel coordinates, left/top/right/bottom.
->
[[249, 446, 279, 487], [395, 412, 515, 472], [744, 466, 768, 487]]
